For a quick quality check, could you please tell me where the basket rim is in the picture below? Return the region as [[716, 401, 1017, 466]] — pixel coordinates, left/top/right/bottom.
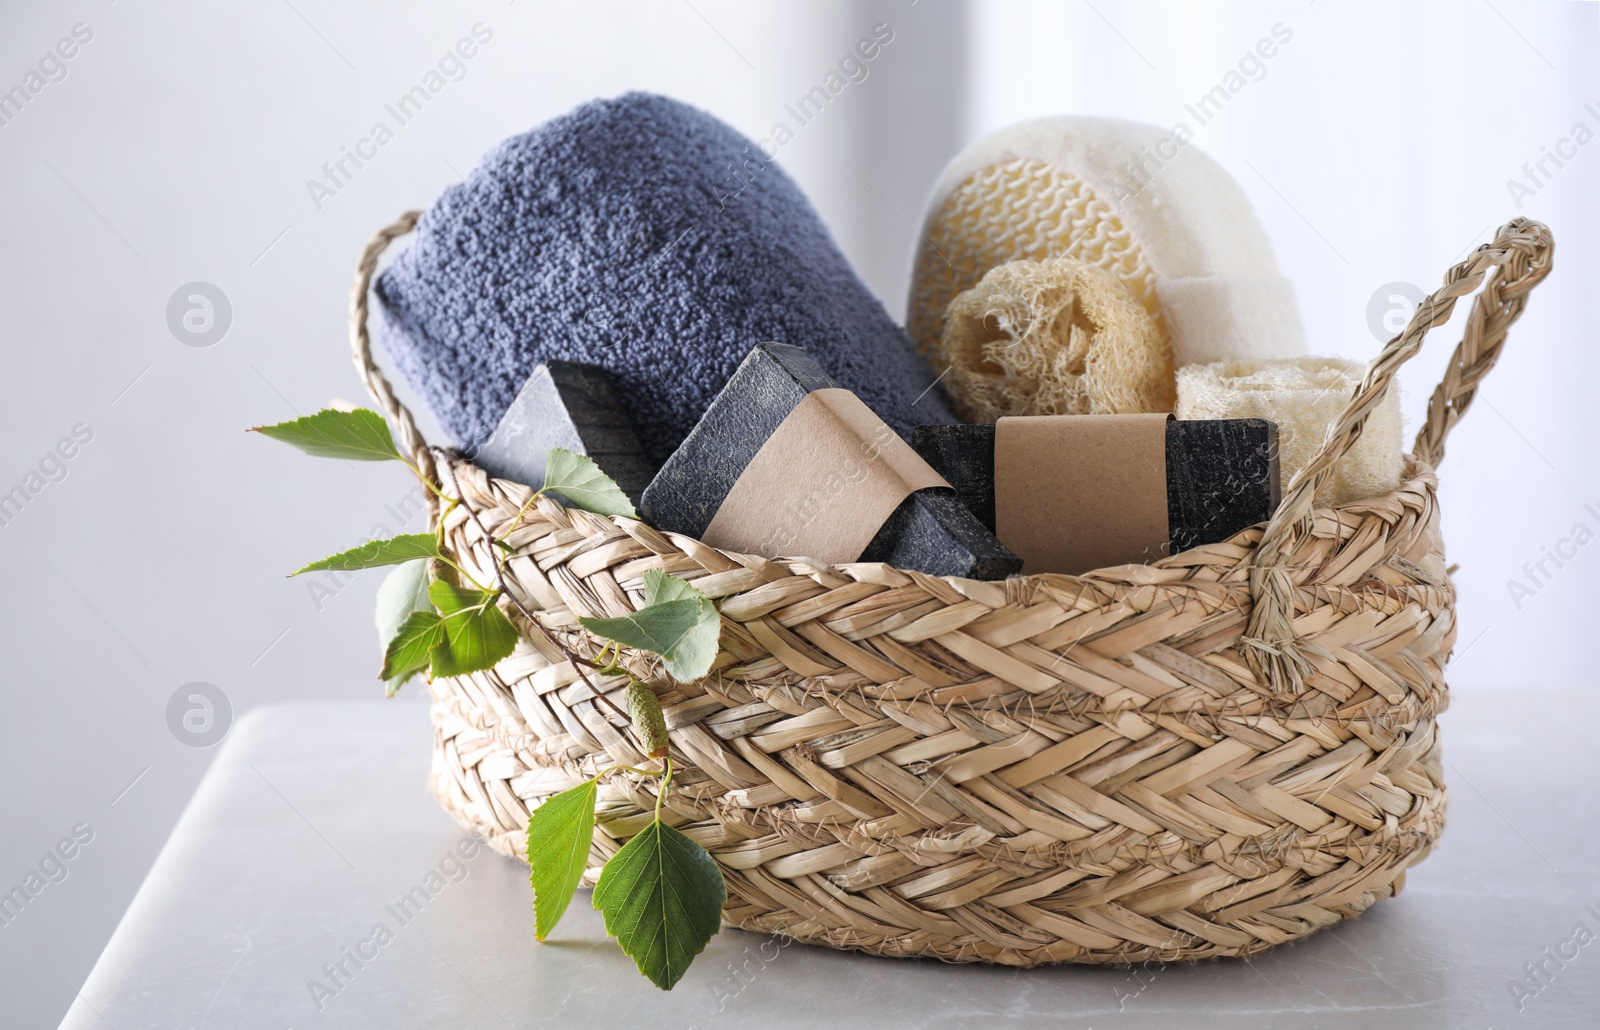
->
[[435, 447, 1441, 591]]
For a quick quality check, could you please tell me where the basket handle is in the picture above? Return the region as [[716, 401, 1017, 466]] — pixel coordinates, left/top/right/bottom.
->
[[1242, 217, 1554, 696], [349, 211, 432, 482]]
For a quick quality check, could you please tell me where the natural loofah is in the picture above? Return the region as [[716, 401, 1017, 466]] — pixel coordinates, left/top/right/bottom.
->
[[909, 117, 1307, 375], [913, 155, 1162, 353], [1177, 357, 1403, 506], [937, 257, 1173, 421]]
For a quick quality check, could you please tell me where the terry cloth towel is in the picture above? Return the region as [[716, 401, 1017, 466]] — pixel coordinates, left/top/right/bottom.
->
[[908, 116, 1307, 376], [375, 92, 956, 466], [1177, 357, 1403, 507]]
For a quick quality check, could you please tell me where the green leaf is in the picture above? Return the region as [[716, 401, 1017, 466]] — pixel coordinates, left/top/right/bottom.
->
[[592, 819, 725, 990], [381, 610, 443, 684], [578, 573, 720, 684], [428, 579, 518, 677], [542, 448, 638, 518], [527, 779, 599, 941], [375, 559, 433, 644], [375, 559, 435, 695], [294, 533, 439, 575], [251, 408, 402, 462], [641, 568, 697, 605]]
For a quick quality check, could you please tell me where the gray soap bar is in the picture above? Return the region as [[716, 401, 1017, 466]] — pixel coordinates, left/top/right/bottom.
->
[[911, 419, 1280, 558], [642, 343, 1021, 580], [470, 361, 656, 506]]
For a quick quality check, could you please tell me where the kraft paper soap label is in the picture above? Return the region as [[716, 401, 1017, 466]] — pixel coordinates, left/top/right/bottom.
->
[[994, 413, 1172, 574], [702, 389, 949, 564]]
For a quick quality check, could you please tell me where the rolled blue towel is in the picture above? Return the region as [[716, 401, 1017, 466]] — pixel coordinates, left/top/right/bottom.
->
[[374, 91, 956, 466]]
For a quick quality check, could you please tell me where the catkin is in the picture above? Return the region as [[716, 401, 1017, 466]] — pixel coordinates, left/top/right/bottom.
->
[[625, 680, 670, 758]]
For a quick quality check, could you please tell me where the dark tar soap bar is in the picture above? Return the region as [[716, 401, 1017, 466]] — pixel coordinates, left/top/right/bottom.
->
[[912, 418, 1280, 559], [471, 361, 656, 506], [1163, 418, 1282, 553], [642, 343, 1021, 580]]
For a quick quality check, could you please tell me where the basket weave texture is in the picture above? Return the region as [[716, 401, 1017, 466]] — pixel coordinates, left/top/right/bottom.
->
[[350, 217, 1552, 965]]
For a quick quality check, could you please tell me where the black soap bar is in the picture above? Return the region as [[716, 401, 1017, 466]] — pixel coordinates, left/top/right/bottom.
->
[[471, 361, 656, 506], [1164, 419, 1281, 552], [912, 419, 1280, 557], [641, 343, 1021, 580]]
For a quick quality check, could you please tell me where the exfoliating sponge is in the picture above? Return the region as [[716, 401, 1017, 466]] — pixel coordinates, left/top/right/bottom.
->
[[937, 256, 1172, 421], [375, 92, 956, 466], [909, 116, 1306, 374], [1177, 357, 1402, 507]]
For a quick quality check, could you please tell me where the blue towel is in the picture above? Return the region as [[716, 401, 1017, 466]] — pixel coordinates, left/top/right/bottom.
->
[[374, 92, 956, 466]]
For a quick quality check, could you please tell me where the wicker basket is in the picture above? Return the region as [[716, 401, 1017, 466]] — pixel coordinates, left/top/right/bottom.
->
[[349, 216, 1552, 965]]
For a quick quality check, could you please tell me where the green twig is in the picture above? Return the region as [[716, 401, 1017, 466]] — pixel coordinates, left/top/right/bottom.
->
[[401, 457, 453, 503], [496, 488, 547, 543], [655, 756, 674, 821], [437, 459, 633, 725], [599, 763, 666, 779], [433, 555, 492, 593]]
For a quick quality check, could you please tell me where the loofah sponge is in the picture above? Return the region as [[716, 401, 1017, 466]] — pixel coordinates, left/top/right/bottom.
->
[[1177, 358, 1403, 507], [909, 117, 1307, 377], [937, 257, 1173, 421]]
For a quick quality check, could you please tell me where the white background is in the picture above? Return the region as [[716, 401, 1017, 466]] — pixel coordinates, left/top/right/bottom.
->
[[1, 1, 1594, 1025]]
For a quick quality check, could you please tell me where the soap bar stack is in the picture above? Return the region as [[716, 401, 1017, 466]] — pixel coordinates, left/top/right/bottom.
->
[[642, 344, 1021, 580], [914, 417, 1280, 574]]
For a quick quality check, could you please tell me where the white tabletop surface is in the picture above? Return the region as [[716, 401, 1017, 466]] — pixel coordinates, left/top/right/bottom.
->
[[60, 693, 1600, 1029]]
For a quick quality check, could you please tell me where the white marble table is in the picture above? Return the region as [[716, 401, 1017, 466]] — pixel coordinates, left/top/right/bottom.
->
[[61, 694, 1600, 1029]]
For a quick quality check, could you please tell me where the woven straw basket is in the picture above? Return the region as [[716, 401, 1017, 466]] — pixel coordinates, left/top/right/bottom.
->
[[350, 216, 1552, 965]]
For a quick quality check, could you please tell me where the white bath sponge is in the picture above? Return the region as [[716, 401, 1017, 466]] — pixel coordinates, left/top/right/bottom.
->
[[1177, 358, 1404, 507], [937, 256, 1173, 421], [910, 116, 1306, 376]]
